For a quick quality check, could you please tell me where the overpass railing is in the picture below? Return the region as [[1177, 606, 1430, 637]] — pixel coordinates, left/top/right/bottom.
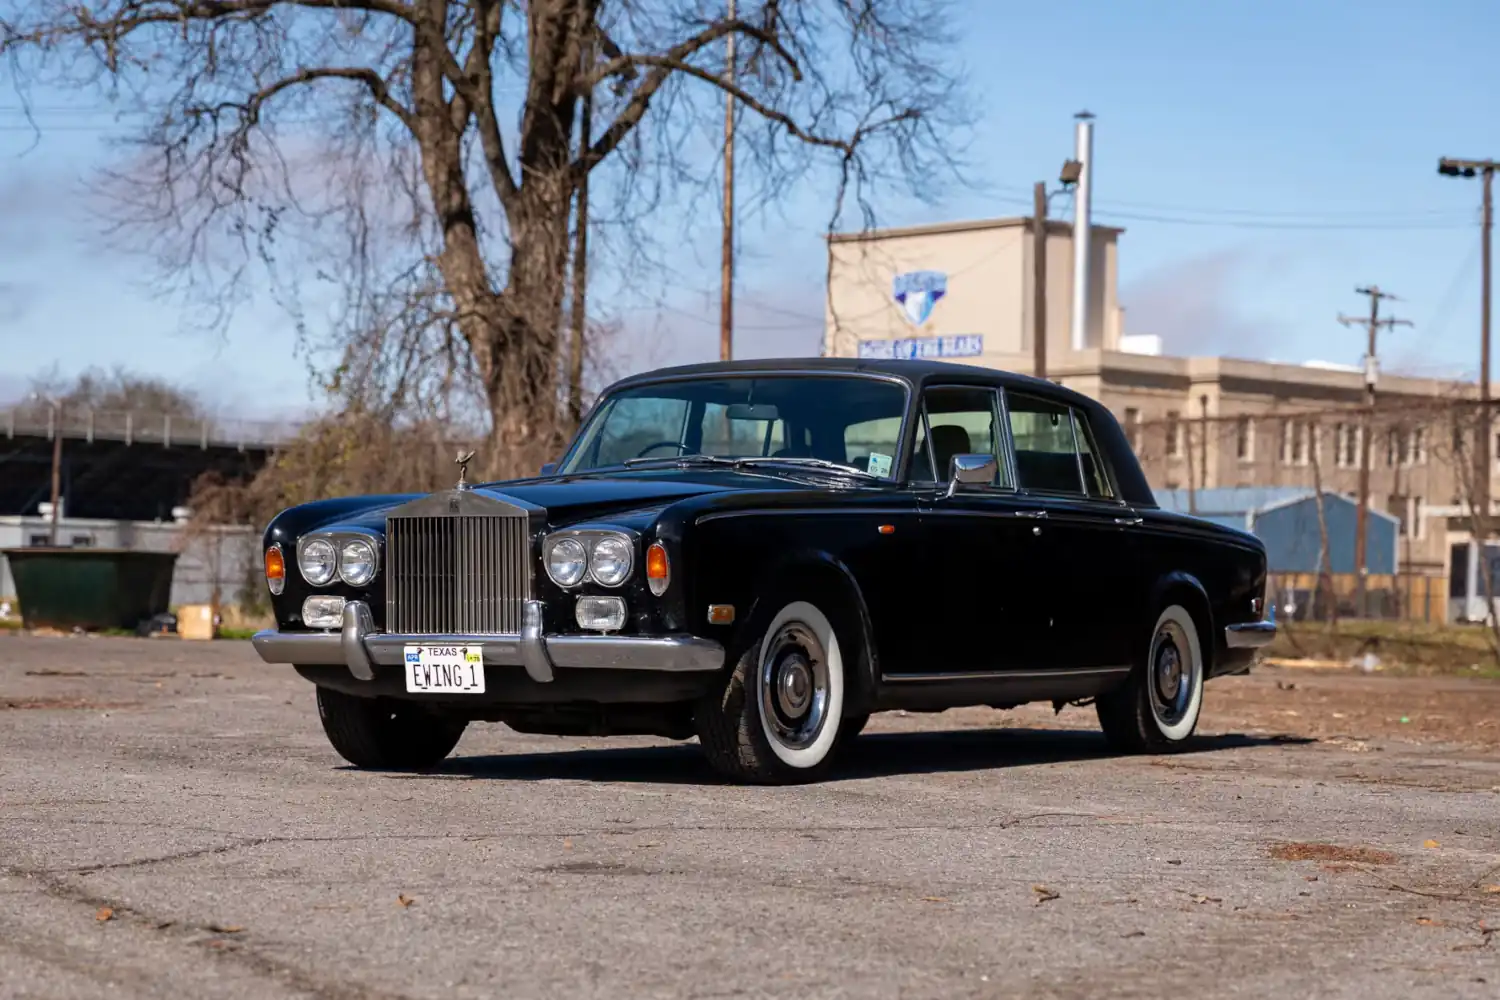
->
[[2, 406, 305, 452]]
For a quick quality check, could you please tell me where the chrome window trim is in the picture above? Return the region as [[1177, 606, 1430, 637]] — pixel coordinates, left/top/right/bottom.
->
[[555, 370, 913, 480], [543, 524, 640, 589]]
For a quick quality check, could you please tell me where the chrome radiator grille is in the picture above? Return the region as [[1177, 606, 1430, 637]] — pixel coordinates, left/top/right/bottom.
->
[[385, 515, 531, 634]]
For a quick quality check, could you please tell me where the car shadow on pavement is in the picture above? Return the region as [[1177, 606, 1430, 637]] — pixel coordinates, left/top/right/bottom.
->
[[383, 727, 1314, 785]]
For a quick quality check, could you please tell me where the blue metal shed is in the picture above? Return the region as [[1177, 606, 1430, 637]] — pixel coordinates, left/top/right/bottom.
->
[[1153, 487, 1400, 575]]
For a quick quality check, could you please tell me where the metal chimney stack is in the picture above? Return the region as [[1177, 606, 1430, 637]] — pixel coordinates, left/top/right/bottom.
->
[[1070, 111, 1095, 352]]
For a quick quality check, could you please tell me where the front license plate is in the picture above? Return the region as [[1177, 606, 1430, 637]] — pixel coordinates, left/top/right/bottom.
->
[[403, 645, 486, 694]]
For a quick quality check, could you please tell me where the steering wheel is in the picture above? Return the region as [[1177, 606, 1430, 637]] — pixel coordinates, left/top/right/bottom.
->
[[634, 440, 692, 459]]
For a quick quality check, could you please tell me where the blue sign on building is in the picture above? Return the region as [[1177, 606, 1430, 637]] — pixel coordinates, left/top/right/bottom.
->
[[857, 334, 984, 360]]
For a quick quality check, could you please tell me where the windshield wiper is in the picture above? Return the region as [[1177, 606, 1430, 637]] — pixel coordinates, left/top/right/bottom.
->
[[732, 456, 879, 479], [622, 454, 740, 468]]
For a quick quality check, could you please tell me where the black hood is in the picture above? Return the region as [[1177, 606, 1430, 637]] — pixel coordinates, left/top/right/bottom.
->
[[302, 467, 827, 534]]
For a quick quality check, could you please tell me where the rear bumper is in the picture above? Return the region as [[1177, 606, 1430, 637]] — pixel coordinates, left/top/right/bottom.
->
[[1224, 620, 1276, 649], [251, 599, 724, 684]]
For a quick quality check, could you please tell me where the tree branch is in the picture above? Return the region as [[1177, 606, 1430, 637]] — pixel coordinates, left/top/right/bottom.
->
[[584, 53, 916, 176], [214, 65, 415, 132]]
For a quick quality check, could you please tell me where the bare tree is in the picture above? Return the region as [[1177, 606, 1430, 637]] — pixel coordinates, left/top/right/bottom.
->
[[1, 1, 968, 478]]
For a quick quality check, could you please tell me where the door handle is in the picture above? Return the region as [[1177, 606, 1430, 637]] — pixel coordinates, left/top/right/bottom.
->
[[1114, 515, 1143, 526], [1015, 510, 1048, 519]]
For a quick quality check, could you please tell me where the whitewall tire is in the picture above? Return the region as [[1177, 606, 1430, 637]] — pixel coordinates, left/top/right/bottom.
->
[[1096, 602, 1205, 753], [695, 597, 850, 784]]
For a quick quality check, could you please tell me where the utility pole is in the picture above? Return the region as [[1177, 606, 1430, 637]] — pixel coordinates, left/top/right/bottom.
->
[[719, 0, 737, 362], [1032, 182, 1048, 379], [49, 405, 62, 546], [1438, 156, 1496, 539], [1031, 152, 1083, 381], [1339, 287, 1412, 616], [567, 41, 593, 427]]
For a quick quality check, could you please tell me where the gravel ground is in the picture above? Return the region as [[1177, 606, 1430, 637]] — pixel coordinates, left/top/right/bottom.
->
[[2, 632, 1499, 999]]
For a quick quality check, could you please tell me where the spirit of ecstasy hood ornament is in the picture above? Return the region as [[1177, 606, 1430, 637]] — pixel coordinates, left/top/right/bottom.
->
[[455, 449, 476, 490]]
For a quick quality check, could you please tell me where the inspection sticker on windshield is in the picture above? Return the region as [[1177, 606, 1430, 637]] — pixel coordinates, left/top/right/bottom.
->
[[404, 645, 485, 694], [866, 452, 893, 477]]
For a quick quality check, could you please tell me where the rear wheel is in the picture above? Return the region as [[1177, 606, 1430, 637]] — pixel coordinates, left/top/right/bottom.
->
[[315, 686, 468, 769], [1096, 604, 1204, 753], [695, 599, 847, 784]]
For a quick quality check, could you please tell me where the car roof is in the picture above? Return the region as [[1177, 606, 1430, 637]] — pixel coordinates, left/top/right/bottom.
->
[[605, 357, 1096, 408]]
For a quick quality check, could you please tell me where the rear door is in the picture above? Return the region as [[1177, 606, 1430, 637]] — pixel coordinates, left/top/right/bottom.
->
[[1004, 392, 1138, 671]]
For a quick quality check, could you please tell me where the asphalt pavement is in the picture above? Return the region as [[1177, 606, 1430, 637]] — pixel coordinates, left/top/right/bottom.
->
[[3, 632, 1498, 999]]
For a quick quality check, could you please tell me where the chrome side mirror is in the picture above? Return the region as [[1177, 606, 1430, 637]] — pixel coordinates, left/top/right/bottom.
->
[[947, 453, 996, 496]]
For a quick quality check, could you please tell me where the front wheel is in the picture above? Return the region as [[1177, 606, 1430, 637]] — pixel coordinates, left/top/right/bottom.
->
[[695, 599, 847, 784], [315, 686, 468, 769], [1096, 604, 1205, 753]]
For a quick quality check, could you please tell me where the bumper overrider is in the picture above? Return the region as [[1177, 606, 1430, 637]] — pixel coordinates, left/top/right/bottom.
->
[[252, 600, 725, 684]]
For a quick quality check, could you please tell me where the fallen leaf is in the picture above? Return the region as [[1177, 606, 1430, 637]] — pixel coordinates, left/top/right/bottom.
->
[[397, 895, 415, 908], [208, 924, 244, 934], [1424, 839, 1441, 849], [1032, 885, 1059, 904], [1416, 917, 1447, 927], [920, 896, 948, 903], [95, 907, 114, 922]]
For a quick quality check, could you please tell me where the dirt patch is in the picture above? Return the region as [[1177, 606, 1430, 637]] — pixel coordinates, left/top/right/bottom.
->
[[1269, 842, 1398, 865], [0, 698, 137, 711]]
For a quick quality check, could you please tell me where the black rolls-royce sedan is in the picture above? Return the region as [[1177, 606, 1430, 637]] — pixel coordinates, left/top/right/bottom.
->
[[252, 358, 1275, 784]]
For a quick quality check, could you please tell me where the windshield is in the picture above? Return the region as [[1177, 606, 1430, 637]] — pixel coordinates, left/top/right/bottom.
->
[[560, 375, 909, 479]]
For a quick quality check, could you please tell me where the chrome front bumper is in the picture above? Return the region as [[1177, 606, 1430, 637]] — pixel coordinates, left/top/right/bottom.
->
[[1224, 620, 1277, 649], [251, 600, 724, 685]]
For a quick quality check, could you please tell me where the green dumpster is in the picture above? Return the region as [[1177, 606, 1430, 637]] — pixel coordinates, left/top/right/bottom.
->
[[2, 548, 179, 631]]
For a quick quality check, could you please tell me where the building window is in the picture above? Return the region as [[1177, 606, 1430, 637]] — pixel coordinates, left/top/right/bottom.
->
[[1281, 420, 1308, 466], [1335, 423, 1361, 469], [28, 534, 50, 547], [1412, 426, 1427, 465], [1164, 410, 1180, 457], [1235, 416, 1254, 462], [1123, 407, 1140, 452], [1390, 495, 1426, 540], [70, 535, 94, 548]]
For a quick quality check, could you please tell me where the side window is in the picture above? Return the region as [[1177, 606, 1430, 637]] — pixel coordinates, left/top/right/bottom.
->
[[1008, 393, 1084, 495], [911, 386, 1009, 486], [1072, 411, 1115, 499]]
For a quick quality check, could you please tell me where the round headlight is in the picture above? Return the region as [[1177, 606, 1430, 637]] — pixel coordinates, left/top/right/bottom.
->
[[338, 537, 377, 586], [546, 537, 588, 587], [298, 537, 337, 586], [590, 535, 633, 587]]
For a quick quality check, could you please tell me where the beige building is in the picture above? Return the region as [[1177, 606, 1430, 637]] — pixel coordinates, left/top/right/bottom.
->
[[825, 215, 1495, 614]]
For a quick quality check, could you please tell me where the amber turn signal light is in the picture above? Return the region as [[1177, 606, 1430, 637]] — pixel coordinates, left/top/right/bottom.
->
[[646, 542, 669, 596], [265, 544, 286, 596]]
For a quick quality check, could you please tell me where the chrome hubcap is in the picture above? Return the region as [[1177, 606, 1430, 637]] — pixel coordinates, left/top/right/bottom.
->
[[777, 654, 813, 717], [759, 621, 830, 751], [1149, 620, 1195, 727]]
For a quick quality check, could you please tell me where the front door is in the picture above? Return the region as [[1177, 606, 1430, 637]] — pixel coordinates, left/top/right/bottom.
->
[[909, 385, 1049, 675]]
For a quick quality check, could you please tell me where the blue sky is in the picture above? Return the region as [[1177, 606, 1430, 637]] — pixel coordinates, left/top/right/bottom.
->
[[0, 0, 1495, 416]]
